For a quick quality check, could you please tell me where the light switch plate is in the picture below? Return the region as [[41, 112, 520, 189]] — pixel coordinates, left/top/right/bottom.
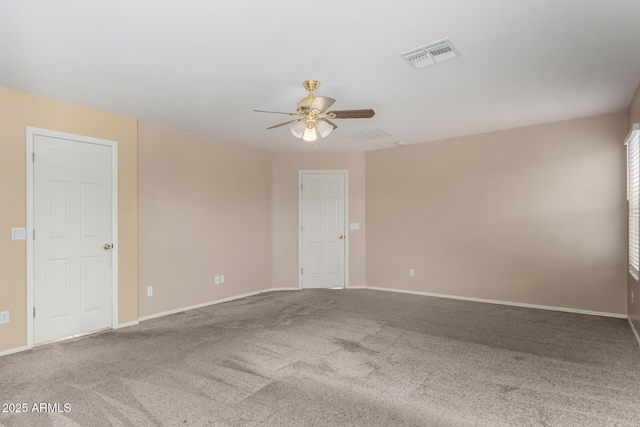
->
[[349, 223, 360, 230], [11, 228, 26, 240], [215, 276, 220, 285], [220, 275, 225, 284]]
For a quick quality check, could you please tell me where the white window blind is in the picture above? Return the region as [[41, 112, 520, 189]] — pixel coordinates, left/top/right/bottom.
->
[[627, 123, 640, 276]]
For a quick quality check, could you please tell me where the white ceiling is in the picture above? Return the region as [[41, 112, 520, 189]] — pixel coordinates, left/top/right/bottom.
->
[[2, 0, 640, 152]]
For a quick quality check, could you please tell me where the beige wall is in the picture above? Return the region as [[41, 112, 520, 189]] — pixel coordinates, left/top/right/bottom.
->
[[628, 82, 640, 335], [366, 112, 628, 314], [0, 88, 138, 352], [137, 123, 272, 318], [271, 152, 366, 288], [0, 86, 632, 352]]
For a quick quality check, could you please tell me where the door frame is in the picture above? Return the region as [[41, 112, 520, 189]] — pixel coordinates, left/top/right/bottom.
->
[[298, 170, 349, 289], [25, 127, 119, 349]]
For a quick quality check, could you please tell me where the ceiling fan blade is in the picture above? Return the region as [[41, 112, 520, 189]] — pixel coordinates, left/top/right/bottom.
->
[[254, 109, 297, 116], [324, 119, 338, 130], [310, 96, 336, 113], [328, 109, 375, 119], [267, 119, 298, 130]]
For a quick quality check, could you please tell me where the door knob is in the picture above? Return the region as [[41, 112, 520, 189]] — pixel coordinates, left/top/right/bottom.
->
[[104, 243, 112, 250], [338, 234, 344, 239]]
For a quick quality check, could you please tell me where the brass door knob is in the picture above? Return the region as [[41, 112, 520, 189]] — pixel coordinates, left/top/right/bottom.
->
[[338, 234, 344, 239], [104, 243, 112, 250]]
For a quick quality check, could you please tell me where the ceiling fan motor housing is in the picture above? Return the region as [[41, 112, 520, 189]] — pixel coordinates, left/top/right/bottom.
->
[[297, 79, 321, 113], [297, 94, 316, 113]]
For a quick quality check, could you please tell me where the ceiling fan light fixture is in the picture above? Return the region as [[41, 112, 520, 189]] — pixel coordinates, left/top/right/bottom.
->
[[302, 126, 317, 142], [316, 120, 333, 138], [290, 121, 306, 138]]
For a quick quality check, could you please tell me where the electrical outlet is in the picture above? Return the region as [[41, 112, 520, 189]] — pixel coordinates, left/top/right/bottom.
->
[[633, 291, 635, 304], [215, 276, 220, 285], [220, 275, 225, 284], [409, 269, 415, 277], [0, 311, 9, 324], [147, 286, 153, 297]]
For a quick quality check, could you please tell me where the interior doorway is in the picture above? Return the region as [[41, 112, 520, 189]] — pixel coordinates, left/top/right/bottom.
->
[[299, 170, 348, 289], [26, 127, 118, 347]]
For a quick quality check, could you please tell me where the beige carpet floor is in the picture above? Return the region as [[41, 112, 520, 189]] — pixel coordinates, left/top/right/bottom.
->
[[1, 289, 639, 426]]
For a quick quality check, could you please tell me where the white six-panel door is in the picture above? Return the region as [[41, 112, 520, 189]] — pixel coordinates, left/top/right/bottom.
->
[[300, 172, 347, 289], [33, 135, 114, 344]]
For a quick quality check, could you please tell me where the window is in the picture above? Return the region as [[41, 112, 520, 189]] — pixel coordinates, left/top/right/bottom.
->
[[627, 123, 640, 279]]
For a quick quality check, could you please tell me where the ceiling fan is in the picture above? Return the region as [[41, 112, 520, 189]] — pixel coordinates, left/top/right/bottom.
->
[[254, 79, 375, 143]]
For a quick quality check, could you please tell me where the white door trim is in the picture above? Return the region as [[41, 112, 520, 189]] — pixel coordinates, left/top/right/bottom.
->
[[25, 127, 119, 349], [298, 170, 349, 289]]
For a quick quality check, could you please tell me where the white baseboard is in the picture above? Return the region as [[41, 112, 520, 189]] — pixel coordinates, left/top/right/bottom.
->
[[138, 287, 302, 322], [365, 286, 627, 319], [629, 318, 640, 348], [139, 290, 265, 322], [0, 345, 28, 357], [4, 285, 628, 357], [114, 320, 139, 329]]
